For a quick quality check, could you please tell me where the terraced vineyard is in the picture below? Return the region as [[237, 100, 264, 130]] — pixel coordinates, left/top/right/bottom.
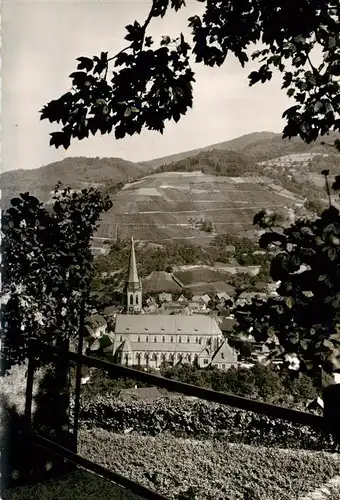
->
[[94, 171, 304, 247]]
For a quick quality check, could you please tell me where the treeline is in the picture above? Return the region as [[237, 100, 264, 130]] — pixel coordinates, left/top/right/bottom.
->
[[80, 357, 321, 411], [154, 149, 254, 177], [91, 234, 272, 300]]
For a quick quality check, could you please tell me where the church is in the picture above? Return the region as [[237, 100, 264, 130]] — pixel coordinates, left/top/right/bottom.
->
[[112, 237, 238, 370]]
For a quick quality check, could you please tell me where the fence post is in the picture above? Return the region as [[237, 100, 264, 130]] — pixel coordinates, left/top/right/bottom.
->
[[72, 297, 85, 453], [25, 339, 36, 426], [323, 382, 340, 447]]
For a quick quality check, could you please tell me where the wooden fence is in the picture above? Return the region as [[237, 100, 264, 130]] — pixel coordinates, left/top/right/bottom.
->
[[24, 339, 330, 500]]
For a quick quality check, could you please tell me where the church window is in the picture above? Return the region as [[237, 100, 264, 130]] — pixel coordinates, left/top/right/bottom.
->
[[154, 336, 157, 343], [203, 359, 209, 365], [136, 295, 139, 305], [199, 338, 202, 345], [221, 352, 225, 359], [207, 338, 211, 346], [137, 336, 141, 342], [129, 295, 133, 305], [195, 337, 198, 344], [125, 354, 129, 365], [120, 336, 123, 342], [187, 337, 190, 343], [170, 336, 173, 343], [146, 336, 149, 342], [162, 336, 165, 343], [188, 354, 192, 362], [179, 336, 182, 343]]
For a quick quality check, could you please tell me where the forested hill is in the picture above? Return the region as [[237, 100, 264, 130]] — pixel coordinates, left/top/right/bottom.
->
[[0, 156, 152, 207], [144, 131, 339, 169], [2, 130, 338, 209]]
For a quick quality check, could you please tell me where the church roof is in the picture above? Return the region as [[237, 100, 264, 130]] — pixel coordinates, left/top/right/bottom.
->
[[211, 341, 238, 364], [115, 313, 222, 336], [127, 236, 139, 284]]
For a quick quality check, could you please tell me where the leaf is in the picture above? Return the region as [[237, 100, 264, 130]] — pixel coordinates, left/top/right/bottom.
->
[[328, 247, 337, 261], [300, 339, 308, 350], [286, 297, 294, 309], [49, 132, 71, 150], [323, 339, 333, 350], [161, 36, 171, 46], [124, 107, 132, 118], [76, 57, 94, 72]]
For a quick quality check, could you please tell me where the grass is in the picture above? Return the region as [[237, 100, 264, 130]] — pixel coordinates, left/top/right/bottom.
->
[[2, 469, 144, 500]]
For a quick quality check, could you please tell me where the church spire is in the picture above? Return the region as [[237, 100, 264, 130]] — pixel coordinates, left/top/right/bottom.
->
[[126, 236, 142, 314], [128, 236, 139, 284]]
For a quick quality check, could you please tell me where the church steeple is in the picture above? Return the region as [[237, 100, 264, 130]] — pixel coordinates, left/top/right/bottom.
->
[[126, 236, 142, 314], [128, 236, 139, 285]]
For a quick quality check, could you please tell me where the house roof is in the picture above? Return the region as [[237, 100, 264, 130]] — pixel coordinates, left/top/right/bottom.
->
[[142, 271, 182, 294], [211, 341, 238, 364], [104, 305, 118, 317], [116, 338, 133, 353], [219, 317, 237, 332], [114, 313, 222, 336], [197, 347, 213, 359], [86, 314, 107, 329]]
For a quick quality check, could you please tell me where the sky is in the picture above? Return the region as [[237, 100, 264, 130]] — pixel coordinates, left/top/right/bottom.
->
[[2, 0, 292, 172]]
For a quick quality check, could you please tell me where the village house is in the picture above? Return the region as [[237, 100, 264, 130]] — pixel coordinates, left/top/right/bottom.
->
[[85, 314, 107, 339], [158, 292, 173, 303]]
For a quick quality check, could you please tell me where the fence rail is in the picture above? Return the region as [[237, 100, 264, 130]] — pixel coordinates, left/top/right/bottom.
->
[[33, 340, 324, 429], [24, 339, 327, 500], [27, 429, 169, 500]]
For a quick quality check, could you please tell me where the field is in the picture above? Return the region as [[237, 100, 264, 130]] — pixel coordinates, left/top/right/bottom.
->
[[4, 432, 340, 500], [94, 172, 302, 247]]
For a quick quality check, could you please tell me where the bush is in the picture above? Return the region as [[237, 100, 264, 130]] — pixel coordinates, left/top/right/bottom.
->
[[0, 362, 43, 418], [77, 395, 333, 451]]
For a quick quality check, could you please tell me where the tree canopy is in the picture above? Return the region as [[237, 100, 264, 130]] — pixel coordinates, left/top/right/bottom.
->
[[234, 172, 340, 375], [0, 184, 112, 368], [40, 0, 340, 150]]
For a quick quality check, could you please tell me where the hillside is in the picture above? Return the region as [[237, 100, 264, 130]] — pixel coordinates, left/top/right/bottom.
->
[[2, 130, 338, 253], [0, 156, 152, 207], [92, 171, 306, 249], [144, 131, 338, 168]]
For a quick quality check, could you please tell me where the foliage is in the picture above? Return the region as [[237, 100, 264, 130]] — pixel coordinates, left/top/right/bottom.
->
[[234, 172, 340, 375], [1, 184, 112, 368], [41, 0, 340, 151], [0, 365, 76, 491], [78, 358, 320, 409], [0, 363, 43, 415], [78, 395, 332, 451]]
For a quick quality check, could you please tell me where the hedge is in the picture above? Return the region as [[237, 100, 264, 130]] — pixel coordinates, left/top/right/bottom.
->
[[75, 395, 335, 451]]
